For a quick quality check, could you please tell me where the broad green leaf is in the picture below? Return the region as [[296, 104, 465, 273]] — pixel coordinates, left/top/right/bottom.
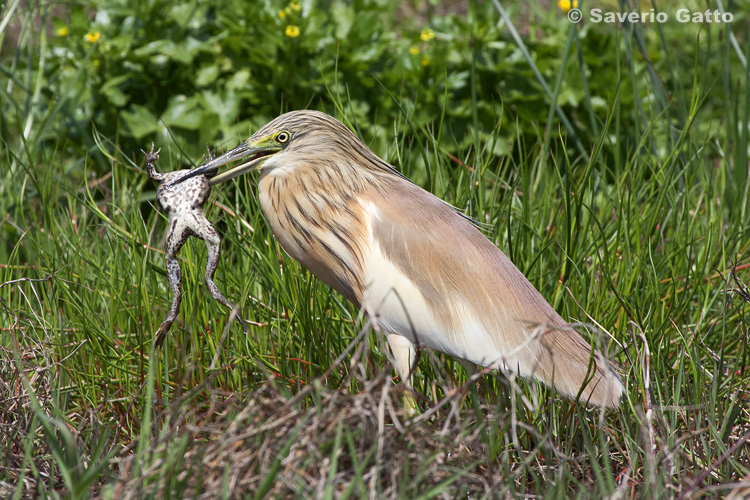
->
[[161, 95, 203, 130], [121, 104, 159, 138]]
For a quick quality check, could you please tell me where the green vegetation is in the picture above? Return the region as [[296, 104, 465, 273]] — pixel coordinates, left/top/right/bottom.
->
[[1, 0, 749, 497]]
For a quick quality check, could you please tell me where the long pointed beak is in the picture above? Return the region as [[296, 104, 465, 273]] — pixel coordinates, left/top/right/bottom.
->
[[165, 140, 281, 188]]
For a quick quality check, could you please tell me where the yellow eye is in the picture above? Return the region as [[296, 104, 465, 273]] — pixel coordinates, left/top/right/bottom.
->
[[276, 131, 290, 144]]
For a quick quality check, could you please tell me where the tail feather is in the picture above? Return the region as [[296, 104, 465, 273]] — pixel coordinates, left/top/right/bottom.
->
[[535, 326, 623, 408]]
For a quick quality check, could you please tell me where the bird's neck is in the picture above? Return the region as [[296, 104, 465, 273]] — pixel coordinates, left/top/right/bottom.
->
[[257, 164, 373, 305]]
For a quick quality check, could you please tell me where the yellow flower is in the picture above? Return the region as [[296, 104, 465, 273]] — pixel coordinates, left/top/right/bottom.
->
[[420, 56, 430, 67], [56, 26, 69, 37], [557, 0, 578, 12], [285, 25, 300, 38], [279, 9, 287, 18], [409, 46, 420, 55], [84, 31, 101, 43], [420, 28, 434, 42], [290, 2, 301, 11]]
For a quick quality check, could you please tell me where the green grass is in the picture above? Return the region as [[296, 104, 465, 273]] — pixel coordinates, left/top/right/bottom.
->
[[2, 1, 750, 498]]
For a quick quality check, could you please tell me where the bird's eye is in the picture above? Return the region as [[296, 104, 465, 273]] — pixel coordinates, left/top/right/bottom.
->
[[276, 131, 290, 144]]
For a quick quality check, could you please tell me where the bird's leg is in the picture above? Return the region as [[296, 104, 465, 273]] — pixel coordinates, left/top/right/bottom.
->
[[141, 142, 164, 182], [386, 333, 419, 414], [457, 358, 490, 403], [194, 214, 248, 334], [155, 218, 189, 346], [457, 359, 478, 380]]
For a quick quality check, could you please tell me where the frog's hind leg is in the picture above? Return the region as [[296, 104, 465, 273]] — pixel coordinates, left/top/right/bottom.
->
[[154, 216, 190, 346], [196, 215, 247, 334]]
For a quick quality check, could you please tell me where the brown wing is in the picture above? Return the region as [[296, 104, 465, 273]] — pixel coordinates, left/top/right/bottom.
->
[[366, 177, 622, 407]]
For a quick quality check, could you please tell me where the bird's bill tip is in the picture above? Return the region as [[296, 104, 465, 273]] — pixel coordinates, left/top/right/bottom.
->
[[165, 137, 281, 188]]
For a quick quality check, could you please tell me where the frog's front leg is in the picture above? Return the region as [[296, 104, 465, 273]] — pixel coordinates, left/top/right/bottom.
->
[[203, 144, 216, 162], [154, 216, 191, 346], [142, 143, 164, 182]]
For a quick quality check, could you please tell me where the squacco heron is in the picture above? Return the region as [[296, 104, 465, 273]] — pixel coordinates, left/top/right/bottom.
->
[[169, 110, 624, 408]]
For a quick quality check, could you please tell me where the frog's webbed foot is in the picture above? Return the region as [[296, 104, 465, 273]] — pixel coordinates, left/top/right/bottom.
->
[[224, 302, 248, 334], [154, 319, 175, 347]]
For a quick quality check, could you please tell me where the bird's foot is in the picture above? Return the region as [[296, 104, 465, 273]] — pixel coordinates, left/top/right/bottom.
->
[[402, 390, 420, 417]]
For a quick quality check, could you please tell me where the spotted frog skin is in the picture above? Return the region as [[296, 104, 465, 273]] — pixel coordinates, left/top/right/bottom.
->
[[143, 143, 246, 345]]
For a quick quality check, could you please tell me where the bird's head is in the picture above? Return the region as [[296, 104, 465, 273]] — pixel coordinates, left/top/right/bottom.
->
[[165, 110, 397, 189]]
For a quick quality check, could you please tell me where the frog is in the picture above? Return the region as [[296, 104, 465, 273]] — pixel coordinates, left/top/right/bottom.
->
[[142, 143, 247, 345]]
